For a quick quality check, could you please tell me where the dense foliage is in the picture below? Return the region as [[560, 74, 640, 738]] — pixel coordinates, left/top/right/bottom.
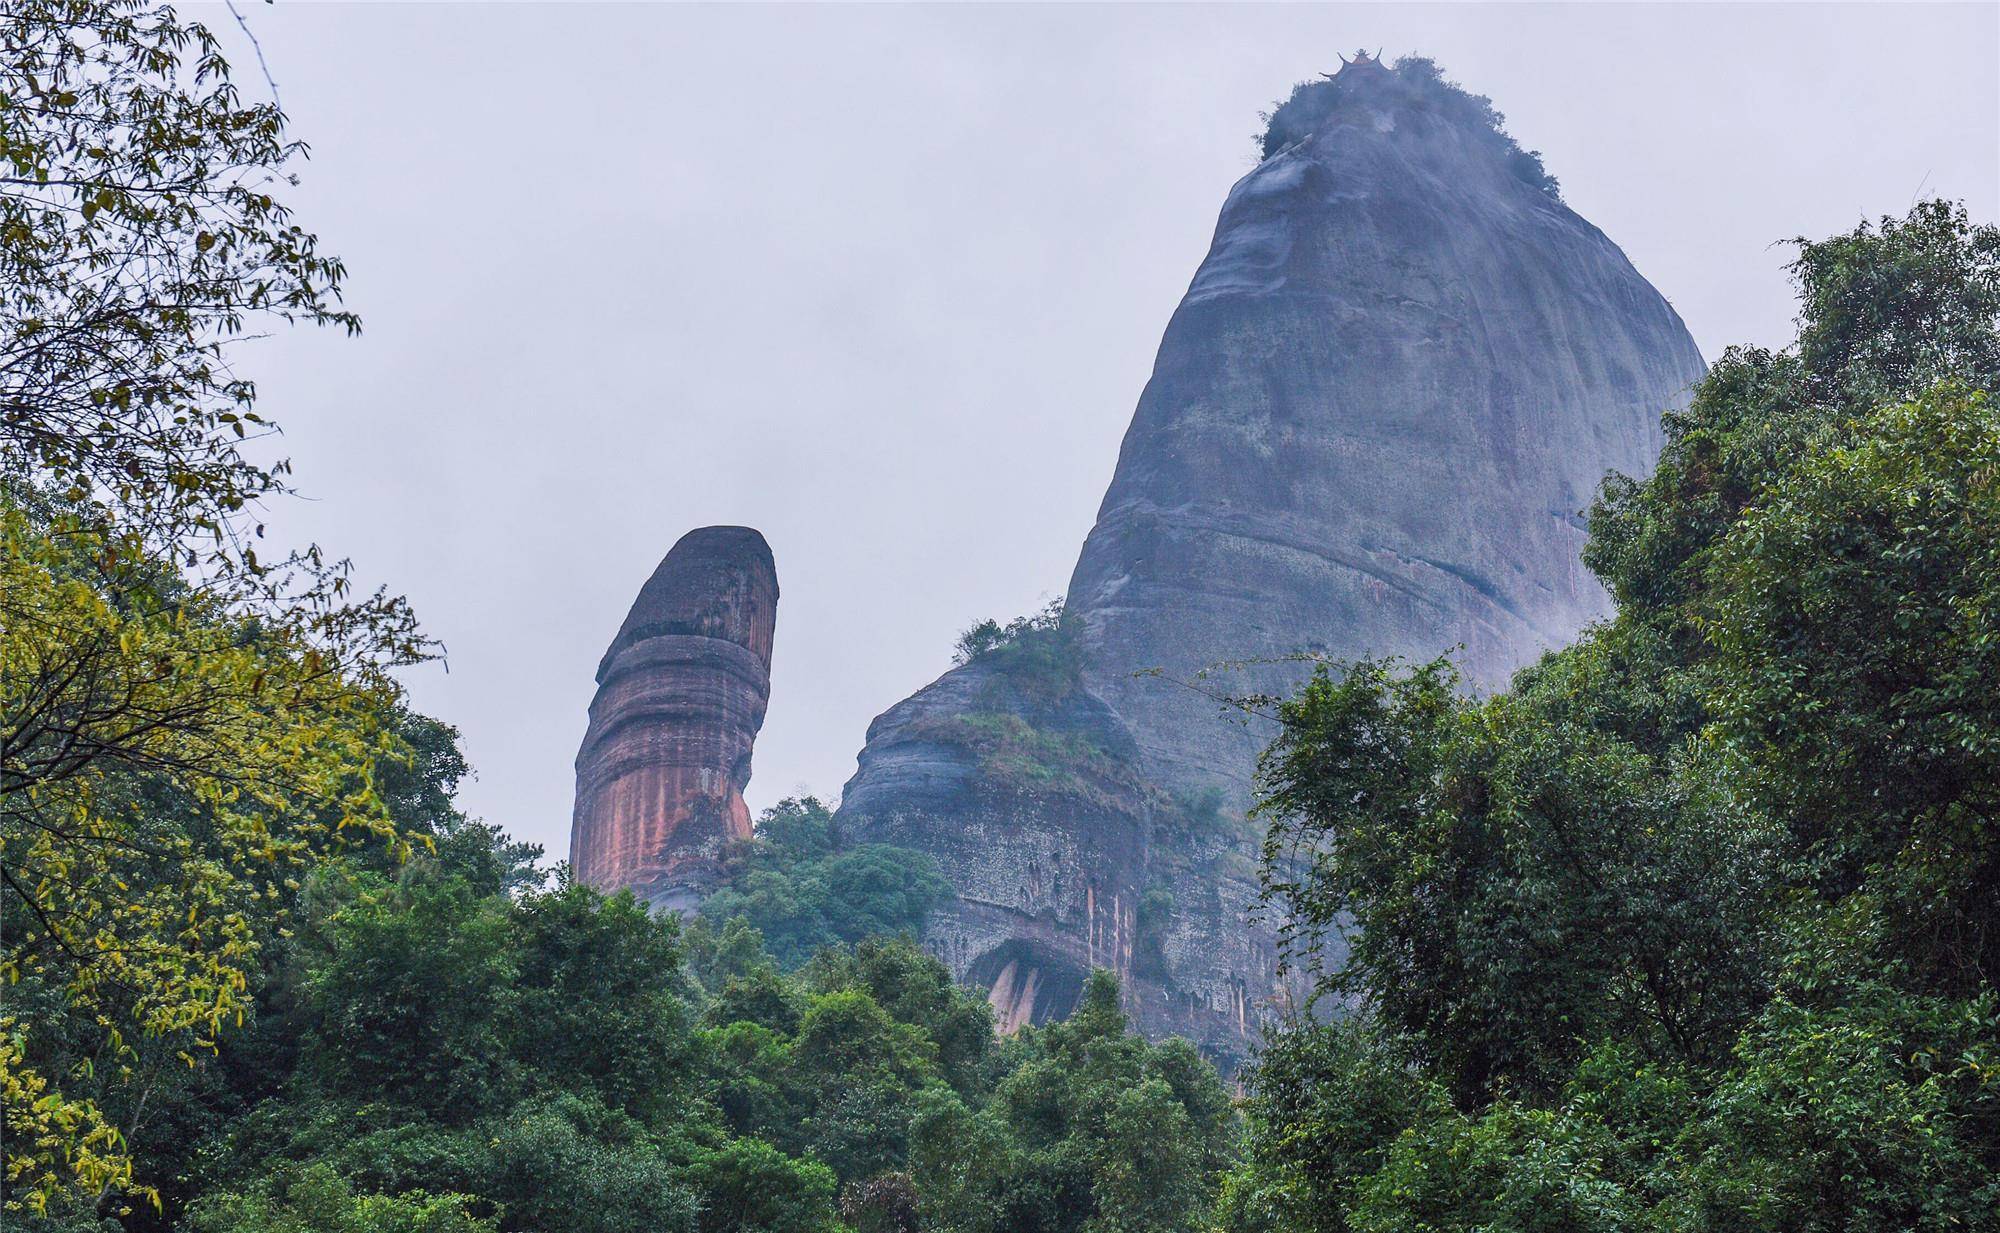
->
[[701, 797, 952, 971], [6, 757, 1236, 1231], [2, 496, 420, 1212], [2, 0, 425, 1213], [1223, 200, 2000, 1232], [9, 6, 1997, 1230]]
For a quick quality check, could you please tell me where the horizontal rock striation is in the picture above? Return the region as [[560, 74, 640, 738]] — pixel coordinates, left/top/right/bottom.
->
[[839, 630, 1291, 1061], [571, 526, 778, 912], [838, 644, 1158, 1035], [841, 55, 1707, 1067]]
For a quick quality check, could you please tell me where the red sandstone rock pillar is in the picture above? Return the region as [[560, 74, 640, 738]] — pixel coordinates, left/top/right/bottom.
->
[[570, 526, 777, 911]]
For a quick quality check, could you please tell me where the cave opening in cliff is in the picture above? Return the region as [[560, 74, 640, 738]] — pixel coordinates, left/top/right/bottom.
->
[[969, 939, 1089, 1035]]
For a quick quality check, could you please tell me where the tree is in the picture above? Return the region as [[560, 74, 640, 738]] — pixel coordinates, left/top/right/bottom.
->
[[701, 798, 950, 969], [911, 971, 1237, 1233], [803, 937, 995, 1098], [952, 598, 1067, 668], [2, 498, 412, 1215], [299, 882, 519, 1125], [1702, 385, 2000, 990], [1215, 1022, 1426, 1233], [1791, 200, 2000, 410], [477, 1095, 698, 1233], [2, 2, 430, 1211], [1235, 200, 2000, 1232], [188, 1164, 493, 1233], [1255, 654, 1771, 1100], [678, 1136, 839, 1233], [2, 0, 352, 563]]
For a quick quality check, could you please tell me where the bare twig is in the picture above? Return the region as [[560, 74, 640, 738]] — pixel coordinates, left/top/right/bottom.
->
[[224, 0, 281, 112]]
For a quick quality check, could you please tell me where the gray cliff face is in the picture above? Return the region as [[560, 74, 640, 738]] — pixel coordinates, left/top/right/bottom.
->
[[838, 655, 1155, 1034], [1069, 60, 1705, 803], [839, 58, 1707, 1065]]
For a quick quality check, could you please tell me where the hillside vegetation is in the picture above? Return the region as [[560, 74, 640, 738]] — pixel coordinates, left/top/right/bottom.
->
[[1221, 200, 2000, 1233], [5, 4, 1996, 1231]]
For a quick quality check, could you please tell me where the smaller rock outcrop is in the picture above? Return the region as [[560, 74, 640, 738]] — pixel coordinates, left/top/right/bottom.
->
[[570, 527, 778, 911], [838, 634, 1155, 1034]]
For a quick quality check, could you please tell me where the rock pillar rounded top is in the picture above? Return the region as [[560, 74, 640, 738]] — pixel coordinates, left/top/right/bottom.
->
[[571, 526, 778, 911]]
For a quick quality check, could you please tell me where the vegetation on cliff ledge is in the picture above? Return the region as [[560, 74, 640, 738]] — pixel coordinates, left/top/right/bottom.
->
[[927, 599, 1147, 809], [1258, 54, 1560, 197]]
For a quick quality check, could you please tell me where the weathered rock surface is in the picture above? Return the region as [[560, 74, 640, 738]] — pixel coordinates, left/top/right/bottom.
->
[[839, 643, 1165, 1035], [571, 526, 778, 912], [838, 56, 1707, 1067], [840, 632, 1284, 1055], [1069, 57, 1706, 807]]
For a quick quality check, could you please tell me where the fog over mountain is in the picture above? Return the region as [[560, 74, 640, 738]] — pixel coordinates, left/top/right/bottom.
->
[[215, 4, 1998, 860]]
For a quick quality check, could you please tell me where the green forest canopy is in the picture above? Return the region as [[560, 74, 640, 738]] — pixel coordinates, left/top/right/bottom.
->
[[1221, 199, 2000, 1233], [4, 3, 1997, 1229], [11, 196, 1995, 1233]]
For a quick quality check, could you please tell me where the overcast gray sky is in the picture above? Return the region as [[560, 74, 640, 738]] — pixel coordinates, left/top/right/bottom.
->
[[217, 2, 1999, 863]]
